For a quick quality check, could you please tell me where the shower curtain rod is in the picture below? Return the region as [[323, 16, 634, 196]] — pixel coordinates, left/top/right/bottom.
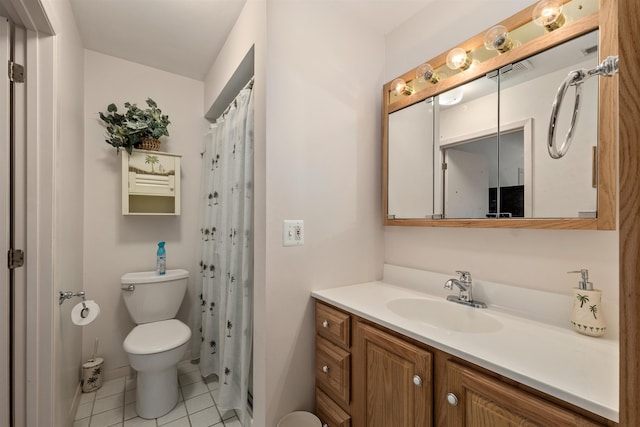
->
[[219, 76, 255, 120]]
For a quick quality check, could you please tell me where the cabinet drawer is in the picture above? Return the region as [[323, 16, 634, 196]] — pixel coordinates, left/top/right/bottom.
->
[[316, 336, 350, 408], [316, 387, 351, 427], [316, 302, 351, 349]]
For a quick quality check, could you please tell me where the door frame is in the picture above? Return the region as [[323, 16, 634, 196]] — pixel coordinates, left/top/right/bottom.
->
[[0, 0, 55, 425], [1, 13, 12, 427]]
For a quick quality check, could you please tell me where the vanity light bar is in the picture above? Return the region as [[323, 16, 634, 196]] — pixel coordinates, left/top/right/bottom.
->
[[386, 0, 589, 105]]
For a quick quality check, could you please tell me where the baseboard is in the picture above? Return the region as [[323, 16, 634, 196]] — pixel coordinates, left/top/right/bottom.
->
[[68, 382, 82, 425]]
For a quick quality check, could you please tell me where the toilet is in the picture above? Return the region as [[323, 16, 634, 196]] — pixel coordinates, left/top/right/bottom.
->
[[121, 269, 191, 419]]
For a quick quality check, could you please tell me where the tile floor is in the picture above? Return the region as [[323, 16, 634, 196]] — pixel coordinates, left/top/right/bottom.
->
[[74, 360, 242, 427]]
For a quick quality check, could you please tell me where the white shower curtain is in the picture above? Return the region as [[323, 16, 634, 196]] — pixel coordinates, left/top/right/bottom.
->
[[193, 79, 254, 425]]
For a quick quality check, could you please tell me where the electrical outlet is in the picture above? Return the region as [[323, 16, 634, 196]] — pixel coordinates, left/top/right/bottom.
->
[[283, 220, 304, 246]]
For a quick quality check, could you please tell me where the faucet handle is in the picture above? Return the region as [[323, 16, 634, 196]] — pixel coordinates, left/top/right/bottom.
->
[[455, 270, 472, 282]]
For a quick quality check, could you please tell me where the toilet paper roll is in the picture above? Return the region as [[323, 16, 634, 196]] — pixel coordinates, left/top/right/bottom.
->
[[71, 300, 100, 326]]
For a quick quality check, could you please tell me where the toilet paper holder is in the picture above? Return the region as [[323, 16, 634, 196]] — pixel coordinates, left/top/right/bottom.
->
[[59, 290, 90, 319]]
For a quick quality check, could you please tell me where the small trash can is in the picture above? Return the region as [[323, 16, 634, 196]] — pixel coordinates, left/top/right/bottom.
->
[[277, 411, 322, 427], [81, 357, 104, 393]]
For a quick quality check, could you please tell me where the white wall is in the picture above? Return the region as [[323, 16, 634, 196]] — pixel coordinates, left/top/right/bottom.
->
[[385, 0, 534, 80], [385, 1, 618, 307], [203, 1, 268, 423], [264, 1, 385, 424], [39, 0, 86, 424], [83, 50, 207, 377]]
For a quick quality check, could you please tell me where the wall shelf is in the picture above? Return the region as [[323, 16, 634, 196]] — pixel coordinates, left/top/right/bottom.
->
[[122, 149, 181, 215]]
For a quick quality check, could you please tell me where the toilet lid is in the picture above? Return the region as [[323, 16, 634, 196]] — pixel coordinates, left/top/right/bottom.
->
[[124, 319, 191, 355]]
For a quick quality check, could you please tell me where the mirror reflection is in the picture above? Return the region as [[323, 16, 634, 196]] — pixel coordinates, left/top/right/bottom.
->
[[387, 30, 600, 220]]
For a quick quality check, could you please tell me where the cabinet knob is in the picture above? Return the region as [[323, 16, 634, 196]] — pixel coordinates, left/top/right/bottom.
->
[[322, 320, 329, 328], [412, 375, 422, 387], [447, 392, 459, 406], [322, 365, 329, 373]]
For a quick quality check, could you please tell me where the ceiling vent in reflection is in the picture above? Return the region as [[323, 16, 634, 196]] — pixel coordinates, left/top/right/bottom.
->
[[581, 45, 598, 57], [488, 59, 533, 82]]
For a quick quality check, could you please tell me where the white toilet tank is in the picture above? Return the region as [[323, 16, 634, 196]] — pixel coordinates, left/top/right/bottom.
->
[[121, 269, 189, 324]]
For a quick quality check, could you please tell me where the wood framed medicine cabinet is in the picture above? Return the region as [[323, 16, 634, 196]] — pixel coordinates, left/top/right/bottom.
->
[[382, 0, 617, 230]]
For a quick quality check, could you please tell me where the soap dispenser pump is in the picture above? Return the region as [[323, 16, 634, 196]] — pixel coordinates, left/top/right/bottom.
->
[[569, 269, 606, 337]]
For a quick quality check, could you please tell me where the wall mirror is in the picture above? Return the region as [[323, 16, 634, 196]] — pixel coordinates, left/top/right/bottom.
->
[[383, 0, 617, 230]]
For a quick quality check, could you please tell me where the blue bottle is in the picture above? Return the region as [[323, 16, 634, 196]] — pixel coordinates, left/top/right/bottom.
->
[[156, 241, 166, 275]]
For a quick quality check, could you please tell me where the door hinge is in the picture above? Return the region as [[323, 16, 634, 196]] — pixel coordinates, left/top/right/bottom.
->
[[8, 249, 24, 269], [442, 162, 448, 170], [8, 61, 25, 83]]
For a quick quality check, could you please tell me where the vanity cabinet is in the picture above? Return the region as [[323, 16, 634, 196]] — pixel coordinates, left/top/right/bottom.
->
[[352, 320, 433, 426], [122, 149, 181, 215], [315, 302, 352, 427], [445, 361, 602, 426], [314, 300, 615, 427]]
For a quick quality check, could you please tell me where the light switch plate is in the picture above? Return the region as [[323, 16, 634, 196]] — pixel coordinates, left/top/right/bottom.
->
[[283, 220, 304, 246]]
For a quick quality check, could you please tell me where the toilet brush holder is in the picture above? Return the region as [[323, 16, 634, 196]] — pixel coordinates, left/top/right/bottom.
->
[[81, 357, 104, 393]]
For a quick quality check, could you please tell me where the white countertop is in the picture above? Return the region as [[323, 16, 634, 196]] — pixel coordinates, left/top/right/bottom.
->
[[312, 279, 619, 422]]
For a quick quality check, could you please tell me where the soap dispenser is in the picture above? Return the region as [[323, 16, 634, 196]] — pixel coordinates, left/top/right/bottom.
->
[[569, 269, 606, 337]]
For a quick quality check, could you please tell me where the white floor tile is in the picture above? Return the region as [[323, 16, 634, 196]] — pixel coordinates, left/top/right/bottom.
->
[[96, 378, 126, 399], [161, 417, 190, 427], [181, 381, 209, 400], [224, 417, 242, 427], [178, 370, 202, 387], [185, 393, 214, 415], [124, 403, 138, 421], [73, 418, 91, 427], [76, 402, 93, 420], [223, 416, 242, 427], [74, 363, 244, 427], [205, 377, 220, 392], [93, 392, 124, 414], [157, 402, 187, 426], [210, 388, 221, 405], [125, 376, 137, 392], [188, 406, 222, 427], [124, 417, 157, 427], [89, 407, 123, 427], [80, 392, 97, 405], [177, 360, 199, 374], [219, 409, 235, 421], [125, 389, 136, 405]]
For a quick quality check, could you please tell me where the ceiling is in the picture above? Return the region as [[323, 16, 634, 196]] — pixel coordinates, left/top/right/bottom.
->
[[69, 0, 248, 81], [69, 0, 436, 81]]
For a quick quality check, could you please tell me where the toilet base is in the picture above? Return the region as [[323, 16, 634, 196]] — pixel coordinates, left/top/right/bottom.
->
[[135, 365, 179, 419]]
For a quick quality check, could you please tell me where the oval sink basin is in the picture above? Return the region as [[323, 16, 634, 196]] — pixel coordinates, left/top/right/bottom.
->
[[386, 298, 503, 333]]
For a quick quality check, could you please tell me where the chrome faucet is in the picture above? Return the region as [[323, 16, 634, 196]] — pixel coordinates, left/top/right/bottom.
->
[[444, 271, 487, 308]]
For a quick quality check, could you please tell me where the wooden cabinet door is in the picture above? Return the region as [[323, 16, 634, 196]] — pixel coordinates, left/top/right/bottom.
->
[[445, 361, 603, 426], [353, 320, 432, 427]]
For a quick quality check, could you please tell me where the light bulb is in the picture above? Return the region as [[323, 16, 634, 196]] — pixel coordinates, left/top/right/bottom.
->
[[391, 78, 414, 96], [415, 63, 441, 84], [484, 25, 514, 53], [532, 0, 565, 32], [446, 48, 472, 71]]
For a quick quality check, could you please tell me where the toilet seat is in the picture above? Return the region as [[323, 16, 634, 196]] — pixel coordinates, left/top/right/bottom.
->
[[124, 319, 191, 355]]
